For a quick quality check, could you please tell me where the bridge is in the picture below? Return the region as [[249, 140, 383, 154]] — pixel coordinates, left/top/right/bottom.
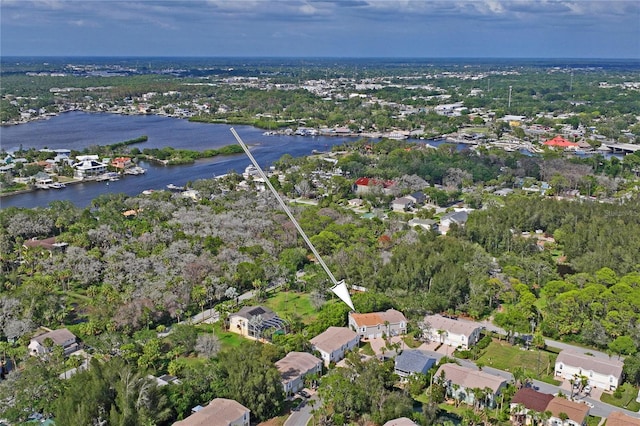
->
[[599, 142, 640, 154]]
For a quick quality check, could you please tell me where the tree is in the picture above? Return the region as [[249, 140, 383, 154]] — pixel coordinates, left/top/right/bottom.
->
[[195, 333, 221, 358], [218, 343, 284, 422], [608, 335, 637, 357]]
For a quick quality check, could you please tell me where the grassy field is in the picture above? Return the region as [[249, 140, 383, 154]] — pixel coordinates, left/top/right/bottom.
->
[[476, 340, 560, 384], [213, 322, 247, 350], [261, 291, 319, 324], [600, 383, 640, 412]]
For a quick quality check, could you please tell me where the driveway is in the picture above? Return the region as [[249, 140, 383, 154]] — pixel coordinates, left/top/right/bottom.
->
[[284, 390, 319, 426]]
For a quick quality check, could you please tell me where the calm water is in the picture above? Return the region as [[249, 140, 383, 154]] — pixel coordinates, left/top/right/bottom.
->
[[0, 112, 361, 208]]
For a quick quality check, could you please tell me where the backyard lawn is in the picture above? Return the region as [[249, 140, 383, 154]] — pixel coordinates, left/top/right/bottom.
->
[[213, 322, 247, 349], [476, 340, 559, 384], [262, 291, 319, 324]]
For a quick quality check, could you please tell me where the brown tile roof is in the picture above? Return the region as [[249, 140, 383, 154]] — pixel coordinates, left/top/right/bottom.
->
[[350, 309, 406, 327], [607, 411, 640, 426], [173, 398, 249, 426], [310, 327, 359, 353], [546, 397, 589, 424], [511, 388, 554, 413], [436, 363, 506, 393], [557, 350, 624, 378], [275, 352, 322, 385], [33, 328, 76, 345]]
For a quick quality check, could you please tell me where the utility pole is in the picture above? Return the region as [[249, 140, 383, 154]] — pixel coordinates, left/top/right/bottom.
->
[[508, 86, 513, 110]]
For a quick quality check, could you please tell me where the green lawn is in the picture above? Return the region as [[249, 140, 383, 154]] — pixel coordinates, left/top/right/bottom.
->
[[261, 291, 319, 324], [476, 340, 559, 384], [213, 322, 247, 349], [601, 383, 640, 412]]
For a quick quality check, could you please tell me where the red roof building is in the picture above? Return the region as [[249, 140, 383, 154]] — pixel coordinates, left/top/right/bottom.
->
[[354, 177, 395, 195], [543, 135, 579, 149]]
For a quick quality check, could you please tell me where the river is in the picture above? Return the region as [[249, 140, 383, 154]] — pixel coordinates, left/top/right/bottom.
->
[[0, 112, 369, 209]]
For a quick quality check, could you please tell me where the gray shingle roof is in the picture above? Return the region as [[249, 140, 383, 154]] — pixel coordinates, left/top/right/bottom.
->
[[394, 350, 436, 375]]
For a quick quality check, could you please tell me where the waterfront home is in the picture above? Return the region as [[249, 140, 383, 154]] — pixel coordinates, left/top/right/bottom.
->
[[422, 314, 482, 350], [29, 328, 78, 357], [174, 398, 250, 426], [74, 155, 107, 179], [275, 352, 322, 397], [310, 326, 360, 367], [111, 157, 132, 169], [226, 306, 287, 341], [394, 350, 436, 382], [545, 396, 589, 426], [554, 350, 623, 390], [348, 309, 407, 339], [435, 363, 507, 408]]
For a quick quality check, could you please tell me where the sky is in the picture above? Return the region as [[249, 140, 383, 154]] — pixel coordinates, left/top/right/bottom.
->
[[1, 0, 639, 59]]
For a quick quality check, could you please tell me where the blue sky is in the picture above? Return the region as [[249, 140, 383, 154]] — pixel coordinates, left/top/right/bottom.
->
[[1, 0, 639, 58]]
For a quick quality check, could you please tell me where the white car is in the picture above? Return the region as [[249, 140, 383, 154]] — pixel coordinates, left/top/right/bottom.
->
[[583, 385, 592, 394]]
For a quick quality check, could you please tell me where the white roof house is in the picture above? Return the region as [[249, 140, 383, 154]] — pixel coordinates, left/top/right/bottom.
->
[[310, 326, 360, 366], [275, 351, 322, 396], [422, 314, 482, 350], [554, 350, 624, 390], [28, 328, 78, 357]]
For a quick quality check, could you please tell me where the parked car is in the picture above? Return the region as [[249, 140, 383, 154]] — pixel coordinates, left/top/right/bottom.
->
[[299, 390, 310, 398], [584, 385, 592, 394]]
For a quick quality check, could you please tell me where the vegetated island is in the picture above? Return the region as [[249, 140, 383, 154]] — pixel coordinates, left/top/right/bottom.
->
[[132, 144, 244, 165]]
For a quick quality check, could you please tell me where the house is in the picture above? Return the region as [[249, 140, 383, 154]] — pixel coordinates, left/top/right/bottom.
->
[[422, 314, 482, 350], [348, 198, 364, 207], [435, 363, 507, 408], [348, 309, 407, 339], [543, 135, 579, 149], [111, 157, 132, 169], [275, 351, 323, 396], [74, 155, 107, 179], [439, 210, 470, 235], [606, 411, 640, 426], [151, 374, 182, 387], [554, 350, 623, 390], [28, 328, 78, 357], [23, 236, 68, 252], [391, 197, 414, 212], [354, 177, 395, 195], [383, 418, 418, 426], [406, 191, 426, 205], [310, 326, 360, 366], [545, 396, 589, 426], [510, 388, 554, 425], [174, 398, 250, 426], [226, 306, 287, 341], [394, 350, 436, 381], [408, 218, 437, 231]]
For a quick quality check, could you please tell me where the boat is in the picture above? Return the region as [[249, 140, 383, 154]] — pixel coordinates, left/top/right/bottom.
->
[[48, 182, 66, 189], [166, 183, 185, 191], [142, 189, 154, 195]]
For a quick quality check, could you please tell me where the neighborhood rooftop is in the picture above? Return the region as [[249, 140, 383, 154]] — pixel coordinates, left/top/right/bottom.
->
[[310, 327, 358, 353], [275, 352, 322, 385], [556, 350, 624, 377], [173, 398, 249, 426], [32, 328, 76, 345], [436, 363, 506, 392], [511, 388, 555, 413], [423, 314, 481, 337], [545, 396, 589, 424], [349, 309, 406, 327]]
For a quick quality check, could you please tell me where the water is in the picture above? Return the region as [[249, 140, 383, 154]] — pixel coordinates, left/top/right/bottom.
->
[[0, 112, 361, 208]]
